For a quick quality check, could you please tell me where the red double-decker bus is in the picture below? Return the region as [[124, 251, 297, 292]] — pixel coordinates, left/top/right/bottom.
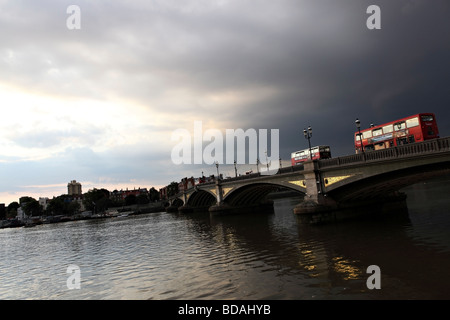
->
[[355, 113, 439, 153], [291, 145, 331, 165]]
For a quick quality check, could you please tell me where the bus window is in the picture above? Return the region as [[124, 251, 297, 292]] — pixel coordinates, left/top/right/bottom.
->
[[421, 115, 434, 122], [397, 137, 408, 145], [374, 142, 385, 150], [383, 124, 393, 133], [394, 121, 406, 131], [372, 128, 383, 136], [362, 131, 372, 139], [406, 117, 419, 128]]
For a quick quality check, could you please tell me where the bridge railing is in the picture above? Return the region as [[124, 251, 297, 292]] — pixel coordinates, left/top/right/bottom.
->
[[214, 163, 305, 183], [318, 137, 450, 169], [438, 137, 450, 151], [278, 164, 305, 174]]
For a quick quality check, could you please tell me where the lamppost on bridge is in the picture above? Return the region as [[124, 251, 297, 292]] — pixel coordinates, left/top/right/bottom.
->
[[355, 118, 364, 153], [303, 126, 313, 159], [234, 160, 237, 178], [215, 161, 220, 180], [264, 150, 269, 171]]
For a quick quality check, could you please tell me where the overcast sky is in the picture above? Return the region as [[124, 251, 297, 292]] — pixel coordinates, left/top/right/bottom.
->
[[1, 0, 449, 204]]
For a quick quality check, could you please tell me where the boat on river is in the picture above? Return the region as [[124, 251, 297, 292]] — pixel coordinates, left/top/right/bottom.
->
[[119, 210, 135, 217]]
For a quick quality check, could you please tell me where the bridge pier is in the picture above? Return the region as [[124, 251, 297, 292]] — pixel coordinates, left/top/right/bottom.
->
[[208, 179, 229, 214], [178, 205, 193, 213], [165, 197, 184, 213], [293, 159, 412, 220], [178, 192, 194, 213], [166, 204, 180, 213], [294, 160, 337, 215], [296, 192, 409, 224]]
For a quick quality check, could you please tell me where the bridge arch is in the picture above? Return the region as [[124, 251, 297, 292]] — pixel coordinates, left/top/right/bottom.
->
[[186, 189, 217, 207], [223, 182, 304, 207], [171, 198, 184, 207]]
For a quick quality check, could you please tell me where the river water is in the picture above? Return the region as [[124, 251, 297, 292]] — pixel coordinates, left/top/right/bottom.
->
[[1, 177, 450, 300]]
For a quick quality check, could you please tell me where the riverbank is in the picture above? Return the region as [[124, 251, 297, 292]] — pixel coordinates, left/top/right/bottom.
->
[[0, 203, 166, 229]]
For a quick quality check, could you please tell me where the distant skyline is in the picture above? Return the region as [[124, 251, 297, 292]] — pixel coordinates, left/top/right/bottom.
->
[[1, 0, 449, 204]]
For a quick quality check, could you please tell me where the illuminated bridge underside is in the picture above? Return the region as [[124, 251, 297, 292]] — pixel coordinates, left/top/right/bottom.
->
[[327, 162, 450, 203], [224, 184, 290, 207], [167, 137, 450, 215], [187, 190, 216, 208]]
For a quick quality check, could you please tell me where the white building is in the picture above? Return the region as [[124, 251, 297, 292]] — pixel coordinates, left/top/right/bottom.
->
[[17, 207, 27, 221], [39, 197, 49, 211]]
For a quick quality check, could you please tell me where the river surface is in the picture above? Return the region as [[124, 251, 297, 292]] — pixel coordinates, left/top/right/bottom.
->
[[1, 177, 450, 300]]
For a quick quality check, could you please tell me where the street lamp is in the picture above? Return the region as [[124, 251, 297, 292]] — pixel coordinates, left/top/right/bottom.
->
[[264, 150, 269, 171], [234, 160, 237, 177], [355, 118, 364, 153], [303, 126, 313, 159], [215, 162, 220, 180]]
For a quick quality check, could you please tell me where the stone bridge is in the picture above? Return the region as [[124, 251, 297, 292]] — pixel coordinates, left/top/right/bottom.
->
[[167, 137, 450, 216]]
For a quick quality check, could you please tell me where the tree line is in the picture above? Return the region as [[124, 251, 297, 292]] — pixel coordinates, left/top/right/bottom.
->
[[1, 187, 161, 220]]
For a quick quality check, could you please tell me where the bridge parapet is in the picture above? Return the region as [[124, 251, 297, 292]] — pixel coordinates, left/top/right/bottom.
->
[[218, 163, 305, 184]]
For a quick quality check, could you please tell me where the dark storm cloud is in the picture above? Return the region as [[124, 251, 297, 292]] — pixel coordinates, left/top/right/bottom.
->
[[5, 0, 448, 127], [98, 0, 448, 159], [235, 0, 450, 157], [1, 0, 449, 201]]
